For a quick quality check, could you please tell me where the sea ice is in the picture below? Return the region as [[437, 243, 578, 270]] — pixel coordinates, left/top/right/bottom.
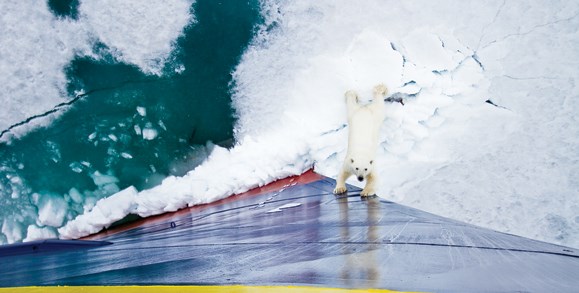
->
[[136, 106, 147, 117], [142, 128, 159, 140], [23, 225, 58, 242], [227, 0, 579, 248], [79, 0, 194, 75], [0, 0, 195, 141], [9, 1, 579, 249]]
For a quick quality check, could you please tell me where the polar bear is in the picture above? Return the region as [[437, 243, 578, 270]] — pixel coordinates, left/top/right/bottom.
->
[[334, 84, 387, 196]]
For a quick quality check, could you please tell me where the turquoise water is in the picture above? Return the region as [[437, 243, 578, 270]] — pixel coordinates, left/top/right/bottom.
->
[[48, 0, 80, 19], [0, 0, 261, 243]]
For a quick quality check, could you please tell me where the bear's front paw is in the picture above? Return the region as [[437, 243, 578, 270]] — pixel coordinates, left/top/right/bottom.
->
[[333, 186, 347, 194], [360, 188, 376, 197]]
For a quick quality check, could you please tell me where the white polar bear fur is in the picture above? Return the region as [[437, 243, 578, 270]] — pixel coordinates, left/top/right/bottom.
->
[[334, 84, 387, 196]]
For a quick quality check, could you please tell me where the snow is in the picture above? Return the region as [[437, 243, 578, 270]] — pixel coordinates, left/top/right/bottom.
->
[[6, 1, 579, 249], [23, 226, 58, 242], [34, 192, 68, 228], [135, 133, 313, 217], [1, 218, 24, 244], [58, 186, 138, 238], [79, 0, 193, 76], [0, 1, 91, 138]]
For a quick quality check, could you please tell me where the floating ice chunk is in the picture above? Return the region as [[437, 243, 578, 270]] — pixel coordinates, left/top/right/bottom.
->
[[36, 193, 68, 228], [266, 202, 302, 213], [46, 141, 61, 163], [23, 225, 57, 242], [9, 176, 22, 185], [108, 134, 118, 142], [134, 125, 142, 135], [142, 128, 158, 140], [90, 171, 119, 187], [83, 196, 98, 213], [2, 218, 25, 243], [69, 162, 84, 173], [88, 132, 97, 141], [175, 64, 185, 74], [74, 89, 86, 97], [68, 188, 83, 204], [107, 147, 117, 157], [121, 152, 133, 159], [158, 120, 167, 131], [136, 106, 147, 117]]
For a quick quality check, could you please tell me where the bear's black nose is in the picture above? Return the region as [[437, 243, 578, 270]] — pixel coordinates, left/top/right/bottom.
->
[[357, 176, 363, 182]]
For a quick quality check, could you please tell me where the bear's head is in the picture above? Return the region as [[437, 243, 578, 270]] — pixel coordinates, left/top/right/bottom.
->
[[348, 154, 373, 182]]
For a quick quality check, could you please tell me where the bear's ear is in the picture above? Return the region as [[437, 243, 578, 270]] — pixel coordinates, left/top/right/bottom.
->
[[370, 160, 373, 165], [350, 158, 354, 164]]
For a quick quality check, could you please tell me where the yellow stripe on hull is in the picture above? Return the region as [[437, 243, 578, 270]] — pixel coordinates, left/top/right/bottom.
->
[[0, 285, 425, 293]]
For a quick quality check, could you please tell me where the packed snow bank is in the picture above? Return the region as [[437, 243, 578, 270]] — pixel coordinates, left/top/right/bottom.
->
[[59, 186, 138, 238], [60, 0, 579, 248]]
